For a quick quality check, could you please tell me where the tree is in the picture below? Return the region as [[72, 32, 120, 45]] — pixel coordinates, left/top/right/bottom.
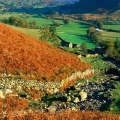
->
[[17, 19, 25, 27], [89, 26, 95, 33], [104, 39, 115, 56], [8, 16, 19, 25], [81, 43, 88, 53], [92, 20, 103, 29], [39, 25, 51, 41], [39, 25, 60, 46], [63, 19, 69, 25], [88, 26, 101, 44]]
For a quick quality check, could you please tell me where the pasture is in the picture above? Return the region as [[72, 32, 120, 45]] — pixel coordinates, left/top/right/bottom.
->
[[0, 12, 53, 27], [57, 22, 96, 49], [58, 33, 96, 49], [8, 25, 40, 39], [102, 25, 120, 40], [103, 25, 120, 31], [25, 14, 53, 26], [102, 31, 120, 40]]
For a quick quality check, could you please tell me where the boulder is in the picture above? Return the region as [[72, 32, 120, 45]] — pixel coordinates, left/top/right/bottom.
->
[[71, 106, 77, 111], [73, 97, 80, 103], [48, 105, 57, 113], [67, 96, 71, 102], [5, 89, 13, 94], [79, 91, 87, 101], [111, 76, 120, 81]]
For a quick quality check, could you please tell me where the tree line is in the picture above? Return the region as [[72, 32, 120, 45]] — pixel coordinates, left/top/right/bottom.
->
[[2, 16, 39, 29]]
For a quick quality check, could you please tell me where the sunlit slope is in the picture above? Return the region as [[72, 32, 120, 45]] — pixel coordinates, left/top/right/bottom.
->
[[0, 23, 91, 81]]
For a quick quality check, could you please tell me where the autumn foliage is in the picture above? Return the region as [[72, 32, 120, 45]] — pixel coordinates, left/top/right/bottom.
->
[[0, 96, 120, 120], [0, 23, 91, 81], [2, 109, 120, 120]]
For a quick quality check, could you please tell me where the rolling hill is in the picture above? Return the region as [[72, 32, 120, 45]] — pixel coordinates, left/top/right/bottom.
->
[[0, 23, 91, 81]]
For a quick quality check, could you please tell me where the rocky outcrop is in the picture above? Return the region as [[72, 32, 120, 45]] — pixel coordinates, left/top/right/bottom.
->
[[60, 68, 94, 91], [0, 68, 94, 100]]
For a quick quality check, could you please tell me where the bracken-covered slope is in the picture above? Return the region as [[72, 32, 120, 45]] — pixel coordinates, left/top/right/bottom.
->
[[0, 23, 91, 81]]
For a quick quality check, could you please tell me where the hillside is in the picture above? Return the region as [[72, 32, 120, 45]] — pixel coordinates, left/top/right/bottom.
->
[[0, 0, 77, 10], [69, 0, 120, 13], [0, 23, 91, 81]]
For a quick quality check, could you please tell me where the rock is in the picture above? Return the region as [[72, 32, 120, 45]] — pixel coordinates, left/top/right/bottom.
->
[[98, 92, 104, 96], [71, 106, 77, 111], [16, 85, 22, 92], [67, 96, 71, 102], [111, 76, 120, 81], [73, 97, 80, 103], [53, 88, 59, 93], [48, 105, 57, 113], [0, 90, 5, 99], [78, 55, 81, 59], [5, 89, 13, 94], [79, 91, 87, 101]]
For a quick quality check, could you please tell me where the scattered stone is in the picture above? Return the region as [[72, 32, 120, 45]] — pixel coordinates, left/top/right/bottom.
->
[[71, 106, 77, 111], [73, 97, 80, 103], [67, 96, 71, 102]]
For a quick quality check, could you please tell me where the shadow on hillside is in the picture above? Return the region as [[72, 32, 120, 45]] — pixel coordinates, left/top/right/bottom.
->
[[10, 5, 69, 15]]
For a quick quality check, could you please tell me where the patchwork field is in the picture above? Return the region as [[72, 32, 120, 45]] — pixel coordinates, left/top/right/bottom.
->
[[103, 25, 120, 31], [102, 31, 120, 40]]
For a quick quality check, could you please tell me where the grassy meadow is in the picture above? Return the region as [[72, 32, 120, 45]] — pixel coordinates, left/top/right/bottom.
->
[[102, 31, 120, 40], [8, 25, 40, 39], [57, 22, 96, 49], [103, 25, 120, 31]]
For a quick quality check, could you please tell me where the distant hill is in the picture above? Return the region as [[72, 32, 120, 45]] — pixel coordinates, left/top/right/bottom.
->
[[0, 23, 90, 81], [0, 0, 78, 10], [69, 0, 120, 13]]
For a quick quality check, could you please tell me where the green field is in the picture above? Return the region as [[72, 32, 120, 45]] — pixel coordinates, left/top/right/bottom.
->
[[0, 12, 22, 20], [0, 13, 53, 26], [58, 33, 96, 49], [26, 15, 52, 26], [103, 25, 120, 31], [57, 22, 89, 35], [57, 22, 96, 49], [8, 25, 40, 39], [102, 31, 120, 40]]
